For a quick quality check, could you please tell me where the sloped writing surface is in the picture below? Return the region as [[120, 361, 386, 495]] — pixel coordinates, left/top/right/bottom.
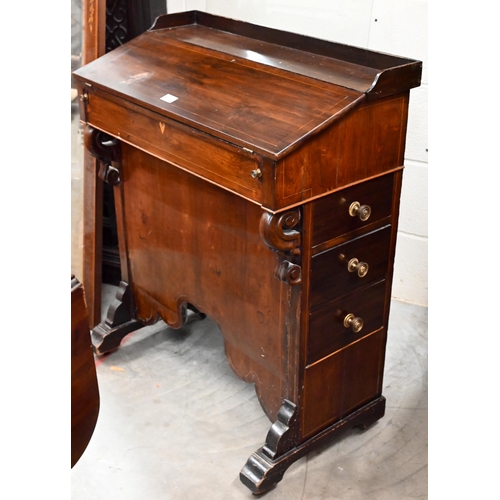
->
[[74, 28, 362, 157]]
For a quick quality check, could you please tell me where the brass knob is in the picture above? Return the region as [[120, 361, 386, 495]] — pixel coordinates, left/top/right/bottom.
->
[[251, 168, 262, 179], [349, 201, 371, 221], [347, 258, 369, 278], [80, 92, 88, 103], [343, 313, 364, 333]]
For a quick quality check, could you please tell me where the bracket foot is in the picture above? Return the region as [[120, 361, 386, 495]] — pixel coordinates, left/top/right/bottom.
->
[[91, 281, 143, 355], [240, 397, 386, 494]]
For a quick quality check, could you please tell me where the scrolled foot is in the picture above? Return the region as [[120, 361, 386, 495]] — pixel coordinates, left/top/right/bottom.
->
[[92, 281, 144, 355], [240, 452, 286, 495], [92, 319, 143, 355], [240, 399, 298, 494], [239, 397, 386, 494]]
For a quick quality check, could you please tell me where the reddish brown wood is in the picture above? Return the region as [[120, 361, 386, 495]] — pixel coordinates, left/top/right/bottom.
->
[[117, 144, 296, 420], [74, 31, 363, 160], [310, 225, 392, 310], [273, 93, 409, 210], [82, 148, 103, 328], [81, 0, 107, 327], [302, 329, 386, 438], [311, 173, 395, 247], [71, 277, 99, 467], [80, 89, 264, 203], [308, 281, 387, 365], [82, 0, 106, 65], [150, 11, 422, 97], [259, 209, 302, 285], [73, 11, 421, 494], [335, 94, 409, 185]]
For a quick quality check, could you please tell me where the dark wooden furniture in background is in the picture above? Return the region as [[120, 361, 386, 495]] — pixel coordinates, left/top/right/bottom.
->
[[71, 276, 100, 468], [102, 0, 168, 286], [81, 0, 106, 328], [74, 11, 422, 493], [81, 0, 167, 323]]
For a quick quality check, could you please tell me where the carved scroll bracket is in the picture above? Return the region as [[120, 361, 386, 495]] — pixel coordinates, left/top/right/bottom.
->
[[84, 124, 122, 186], [262, 399, 298, 459], [240, 399, 299, 493], [259, 209, 302, 285]]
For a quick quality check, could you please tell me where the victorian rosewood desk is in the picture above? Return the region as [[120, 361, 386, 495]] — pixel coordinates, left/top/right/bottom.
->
[[74, 10, 421, 494]]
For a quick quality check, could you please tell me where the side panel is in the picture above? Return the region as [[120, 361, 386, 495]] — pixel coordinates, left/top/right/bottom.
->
[[275, 92, 409, 210], [119, 143, 295, 421]]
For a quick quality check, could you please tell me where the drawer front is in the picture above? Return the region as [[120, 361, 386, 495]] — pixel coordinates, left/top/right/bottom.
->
[[311, 174, 394, 246], [83, 88, 263, 203], [307, 280, 386, 365], [302, 328, 386, 438], [310, 225, 391, 311]]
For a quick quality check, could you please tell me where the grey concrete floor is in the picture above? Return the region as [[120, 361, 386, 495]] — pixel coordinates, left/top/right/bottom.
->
[[71, 286, 427, 500], [71, 108, 427, 499]]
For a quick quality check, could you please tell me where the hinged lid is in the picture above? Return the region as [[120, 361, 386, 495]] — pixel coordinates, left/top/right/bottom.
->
[[73, 10, 422, 159]]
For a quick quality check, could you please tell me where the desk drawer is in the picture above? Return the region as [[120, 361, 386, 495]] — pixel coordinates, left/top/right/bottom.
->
[[307, 280, 386, 365], [310, 225, 391, 311], [302, 328, 386, 437], [311, 174, 394, 246], [83, 88, 263, 203]]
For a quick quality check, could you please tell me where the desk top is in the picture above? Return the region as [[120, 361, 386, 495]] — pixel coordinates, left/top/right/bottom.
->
[[73, 11, 421, 159]]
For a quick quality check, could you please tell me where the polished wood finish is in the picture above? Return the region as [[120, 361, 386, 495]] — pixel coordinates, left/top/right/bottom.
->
[[150, 11, 421, 97], [73, 11, 421, 494], [115, 143, 295, 419], [81, 91, 264, 203], [75, 25, 363, 160], [308, 281, 387, 365], [82, 0, 106, 66], [241, 396, 386, 494], [74, 11, 418, 212], [71, 277, 99, 467], [302, 329, 387, 437], [102, 0, 168, 286], [310, 225, 392, 310], [81, 147, 103, 328], [81, 0, 107, 327], [311, 173, 395, 247]]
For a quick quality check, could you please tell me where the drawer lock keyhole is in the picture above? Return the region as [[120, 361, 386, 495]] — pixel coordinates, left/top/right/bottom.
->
[[343, 313, 364, 333]]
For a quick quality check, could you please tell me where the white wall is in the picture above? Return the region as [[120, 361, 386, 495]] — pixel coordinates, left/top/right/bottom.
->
[[167, 0, 428, 306]]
